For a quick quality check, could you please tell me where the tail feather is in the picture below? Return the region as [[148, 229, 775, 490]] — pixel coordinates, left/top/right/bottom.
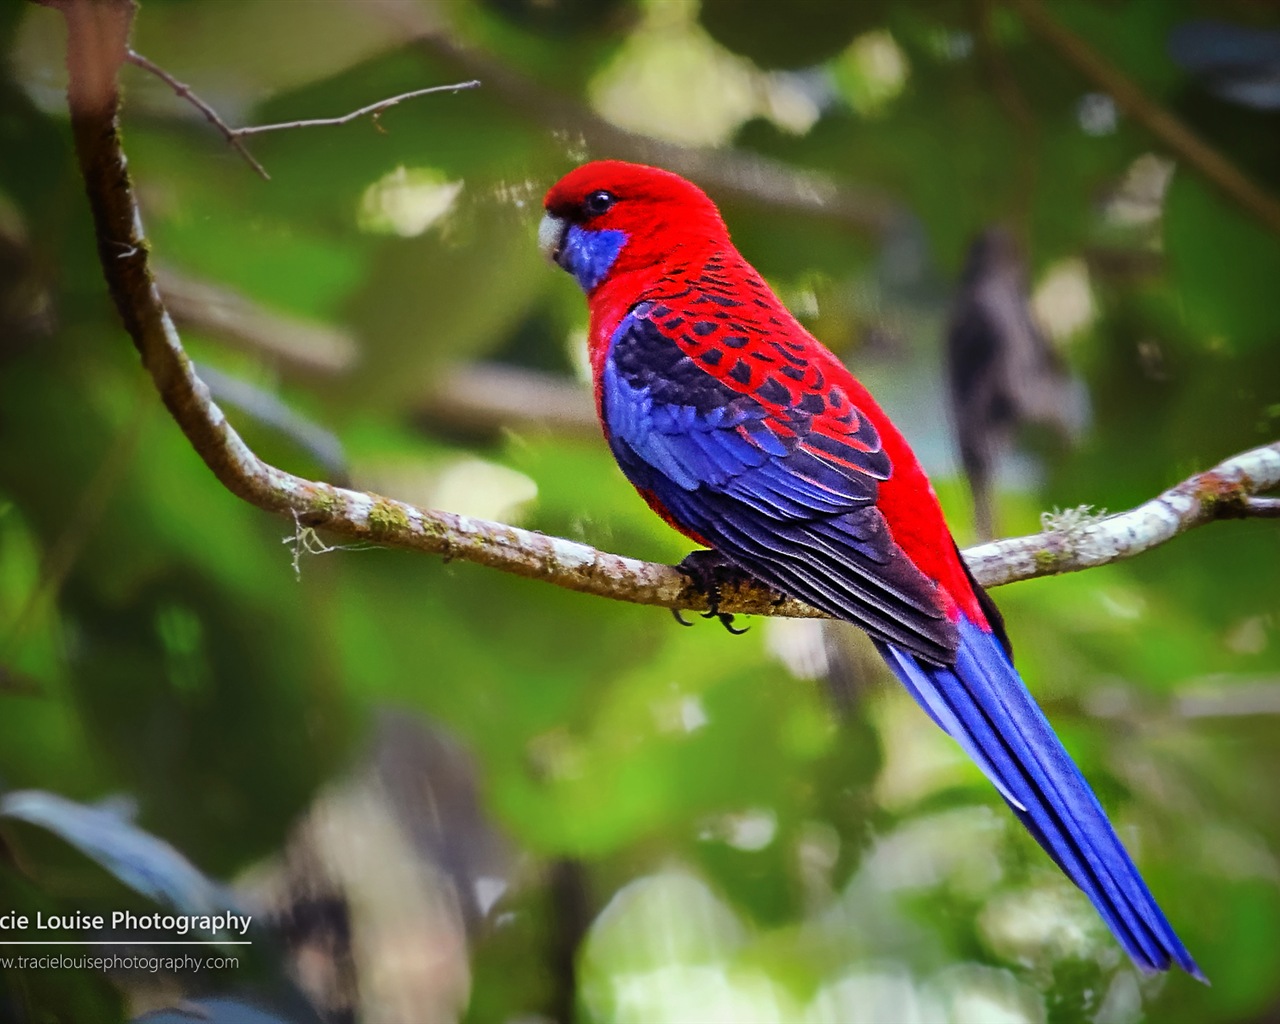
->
[[879, 615, 1203, 980]]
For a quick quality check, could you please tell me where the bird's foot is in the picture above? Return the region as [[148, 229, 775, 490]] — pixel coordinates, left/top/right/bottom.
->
[[674, 549, 754, 635]]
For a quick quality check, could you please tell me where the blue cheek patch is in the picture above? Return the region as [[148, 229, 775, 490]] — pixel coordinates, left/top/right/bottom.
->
[[562, 225, 627, 292]]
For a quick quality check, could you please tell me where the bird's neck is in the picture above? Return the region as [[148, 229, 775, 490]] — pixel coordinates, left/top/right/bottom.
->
[[585, 239, 725, 373]]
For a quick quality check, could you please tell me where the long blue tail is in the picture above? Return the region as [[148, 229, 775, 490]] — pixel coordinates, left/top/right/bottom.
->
[[878, 615, 1203, 979]]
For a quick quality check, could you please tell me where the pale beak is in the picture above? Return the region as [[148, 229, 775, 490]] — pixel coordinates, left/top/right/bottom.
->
[[538, 213, 568, 267]]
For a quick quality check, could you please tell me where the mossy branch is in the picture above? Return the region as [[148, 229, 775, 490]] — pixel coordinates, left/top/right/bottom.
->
[[41, 0, 1280, 624]]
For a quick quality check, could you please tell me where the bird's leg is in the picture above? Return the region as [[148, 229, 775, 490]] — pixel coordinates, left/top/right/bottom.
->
[[675, 549, 754, 635]]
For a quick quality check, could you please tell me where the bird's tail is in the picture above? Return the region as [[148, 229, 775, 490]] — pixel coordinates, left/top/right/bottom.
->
[[878, 615, 1203, 979]]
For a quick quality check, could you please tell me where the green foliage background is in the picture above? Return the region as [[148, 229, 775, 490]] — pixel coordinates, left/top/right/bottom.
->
[[2, 0, 1279, 1021]]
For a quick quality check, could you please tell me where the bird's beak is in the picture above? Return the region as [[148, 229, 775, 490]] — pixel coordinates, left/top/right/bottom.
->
[[538, 213, 568, 268]]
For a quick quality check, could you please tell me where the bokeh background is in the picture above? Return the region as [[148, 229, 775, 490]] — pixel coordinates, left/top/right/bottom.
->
[[3, 0, 1280, 1021]]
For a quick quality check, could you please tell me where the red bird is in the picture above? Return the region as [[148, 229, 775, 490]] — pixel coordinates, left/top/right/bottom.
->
[[539, 160, 1200, 978]]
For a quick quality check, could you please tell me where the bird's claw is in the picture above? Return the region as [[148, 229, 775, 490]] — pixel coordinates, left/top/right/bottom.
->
[[675, 549, 755, 635], [696, 607, 748, 634], [716, 613, 749, 635]]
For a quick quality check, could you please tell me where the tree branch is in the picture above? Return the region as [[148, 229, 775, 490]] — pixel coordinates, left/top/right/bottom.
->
[[964, 446, 1280, 587], [47, 0, 1280, 625], [125, 46, 477, 181], [1243, 497, 1280, 518], [124, 48, 270, 180], [193, 362, 351, 486], [232, 81, 480, 137]]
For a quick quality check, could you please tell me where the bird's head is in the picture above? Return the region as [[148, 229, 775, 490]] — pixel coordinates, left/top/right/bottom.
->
[[539, 160, 728, 294]]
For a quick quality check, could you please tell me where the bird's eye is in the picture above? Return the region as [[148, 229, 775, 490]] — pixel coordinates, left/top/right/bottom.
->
[[583, 190, 616, 217]]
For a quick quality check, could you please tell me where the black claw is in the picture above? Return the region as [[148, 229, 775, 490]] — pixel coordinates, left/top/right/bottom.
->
[[671, 608, 693, 627], [674, 549, 758, 635]]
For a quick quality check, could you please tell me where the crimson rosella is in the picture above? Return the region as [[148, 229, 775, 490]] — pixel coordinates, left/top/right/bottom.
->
[[538, 160, 1201, 978]]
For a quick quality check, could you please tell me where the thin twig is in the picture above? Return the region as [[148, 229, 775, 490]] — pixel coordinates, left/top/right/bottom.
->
[[126, 47, 478, 180], [51, 0, 1280, 624], [233, 81, 480, 137], [126, 49, 270, 180], [1242, 497, 1280, 518], [1007, 0, 1280, 236]]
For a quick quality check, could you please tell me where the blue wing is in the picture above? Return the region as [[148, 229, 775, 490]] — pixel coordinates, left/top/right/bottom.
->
[[601, 304, 956, 662]]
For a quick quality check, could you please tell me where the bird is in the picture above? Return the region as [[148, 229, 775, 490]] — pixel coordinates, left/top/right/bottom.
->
[[537, 159, 1202, 979], [945, 227, 1085, 541]]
